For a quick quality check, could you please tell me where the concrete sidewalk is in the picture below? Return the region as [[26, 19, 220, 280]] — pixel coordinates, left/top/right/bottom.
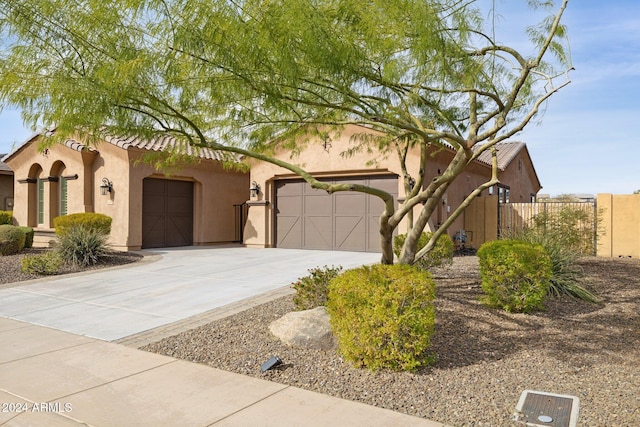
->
[[0, 317, 447, 426]]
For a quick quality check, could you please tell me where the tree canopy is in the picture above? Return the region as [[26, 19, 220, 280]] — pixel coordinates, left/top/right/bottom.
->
[[0, 0, 573, 264]]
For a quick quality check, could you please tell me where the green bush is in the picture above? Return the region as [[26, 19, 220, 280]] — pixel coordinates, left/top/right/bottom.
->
[[54, 213, 112, 237], [0, 225, 26, 256], [18, 226, 34, 249], [394, 232, 454, 269], [509, 229, 599, 303], [58, 226, 108, 267], [477, 240, 552, 313], [0, 211, 13, 225], [292, 265, 343, 310], [21, 251, 63, 275], [327, 264, 437, 371]]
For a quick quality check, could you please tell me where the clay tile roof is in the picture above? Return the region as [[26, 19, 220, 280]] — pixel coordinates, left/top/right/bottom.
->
[[475, 141, 525, 171], [101, 133, 239, 162], [63, 139, 97, 153]]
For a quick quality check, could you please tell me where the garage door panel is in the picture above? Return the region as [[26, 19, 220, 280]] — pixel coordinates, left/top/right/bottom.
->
[[335, 216, 366, 251], [335, 192, 365, 214], [167, 216, 193, 246], [304, 216, 332, 249], [304, 194, 332, 214], [143, 194, 166, 213], [277, 216, 302, 248], [276, 180, 303, 196], [167, 196, 193, 214]]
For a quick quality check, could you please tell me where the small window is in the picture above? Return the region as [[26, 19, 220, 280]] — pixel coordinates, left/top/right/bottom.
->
[[38, 179, 45, 225], [60, 177, 68, 216]]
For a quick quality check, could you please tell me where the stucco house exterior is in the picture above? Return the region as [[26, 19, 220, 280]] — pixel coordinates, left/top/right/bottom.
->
[[4, 125, 541, 253], [4, 133, 249, 250], [0, 154, 14, 212], [244, 124, 542, 252]]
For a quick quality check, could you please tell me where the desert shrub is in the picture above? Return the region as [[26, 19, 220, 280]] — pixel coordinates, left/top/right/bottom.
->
[[394, 232, 454, 269], [509, 229, 599, 303], [0, 211, 13, 225], [327, 264, 437, 371], [477, 240, 552, 313], [58, 226, 108, 267], [54, 213, 112, 237], [292, 265, 343, 310], [21, 251, 63, 275], [18, 226, 34, 249], [0, 225, 26, 256]]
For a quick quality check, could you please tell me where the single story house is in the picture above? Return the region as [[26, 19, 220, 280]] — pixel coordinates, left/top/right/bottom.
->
[[4, 133, 249, 250], [244, 124, 542, 252], [5, 125, 541, 253]]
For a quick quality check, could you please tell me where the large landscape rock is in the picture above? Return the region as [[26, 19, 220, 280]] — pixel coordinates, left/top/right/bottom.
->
[[268, 306, 336, 350]]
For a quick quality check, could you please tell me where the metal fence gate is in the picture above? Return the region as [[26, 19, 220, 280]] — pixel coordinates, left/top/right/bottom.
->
[[498, 201, 598, 255]]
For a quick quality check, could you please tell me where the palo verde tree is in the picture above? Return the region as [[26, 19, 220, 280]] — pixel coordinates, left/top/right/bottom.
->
[[0, 0, 573, 264]]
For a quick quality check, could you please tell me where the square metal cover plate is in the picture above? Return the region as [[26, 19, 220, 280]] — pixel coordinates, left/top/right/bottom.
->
[[514, 390, 580, 427]]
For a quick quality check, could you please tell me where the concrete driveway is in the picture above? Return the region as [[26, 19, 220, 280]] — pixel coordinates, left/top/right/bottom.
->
[[0, 246, 379, 341]]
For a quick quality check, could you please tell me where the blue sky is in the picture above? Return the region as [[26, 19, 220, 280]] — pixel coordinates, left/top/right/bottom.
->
[[1, 0, 639, 195]]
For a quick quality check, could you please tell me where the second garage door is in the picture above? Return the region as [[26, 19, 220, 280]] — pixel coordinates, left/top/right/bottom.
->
[[275, 175, 397, 252], [142, 178, 194, 249]]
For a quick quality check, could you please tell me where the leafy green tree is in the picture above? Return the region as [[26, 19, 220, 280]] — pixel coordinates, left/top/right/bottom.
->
[[0, 0, 572, 264]]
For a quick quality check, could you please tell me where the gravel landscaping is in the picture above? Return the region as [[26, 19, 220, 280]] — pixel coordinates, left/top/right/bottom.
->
[[143, 255, 640, 426], [0, 248, 143, 287]]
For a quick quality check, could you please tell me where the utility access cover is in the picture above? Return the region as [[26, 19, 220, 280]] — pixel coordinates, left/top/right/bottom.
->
[[514, 390, 580, 427]]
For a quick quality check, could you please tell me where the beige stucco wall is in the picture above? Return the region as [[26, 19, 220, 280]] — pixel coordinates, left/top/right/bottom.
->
[[244, 125, 537, 250], [5, 137, 98, 229], [6, 135, 250, 251], [597, 193, 640, 259], [497, 147, 542, 202], [0, 173, 14, 212]]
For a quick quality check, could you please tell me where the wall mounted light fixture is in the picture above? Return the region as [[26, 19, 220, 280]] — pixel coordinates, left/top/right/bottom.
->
[[249, 181, 260, 198], [100, 178, 113, 196], [322, 134, 332, 152]]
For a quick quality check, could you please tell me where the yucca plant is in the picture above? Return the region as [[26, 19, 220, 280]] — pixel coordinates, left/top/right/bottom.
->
[[58, 225, 109, 267], [507, 228, 599, 303]]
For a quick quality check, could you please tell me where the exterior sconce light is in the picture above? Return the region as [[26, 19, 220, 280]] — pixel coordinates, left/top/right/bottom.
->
[[249, 181, 260, 198], [100, 178, 113, 196], [322, 134, 332, 152]]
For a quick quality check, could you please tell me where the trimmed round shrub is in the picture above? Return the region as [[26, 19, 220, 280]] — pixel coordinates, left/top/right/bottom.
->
[[58, 226, 108, 267], [394, 231, 454, 269], [327, 264, 437, 371], [21, 251, 63, 275], [0, 210, 13, 225], [292, 265, 343, 310], [18, 226, 34, 249], [477, 240, 552, 313], [0, 225, 26, 256], [54, 213, 112, 237]]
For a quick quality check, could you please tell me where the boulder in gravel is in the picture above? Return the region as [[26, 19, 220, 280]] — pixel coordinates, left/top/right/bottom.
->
[[269, 306, 336, 350]]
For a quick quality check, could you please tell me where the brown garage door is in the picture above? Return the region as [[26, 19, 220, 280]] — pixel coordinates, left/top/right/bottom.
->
[[142, 178, 194, 248], [275, 175, 397, 252]]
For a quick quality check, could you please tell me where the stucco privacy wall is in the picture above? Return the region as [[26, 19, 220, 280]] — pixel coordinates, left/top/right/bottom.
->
[[244, 124, 539, 250], [597, 193, 640, 259]]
